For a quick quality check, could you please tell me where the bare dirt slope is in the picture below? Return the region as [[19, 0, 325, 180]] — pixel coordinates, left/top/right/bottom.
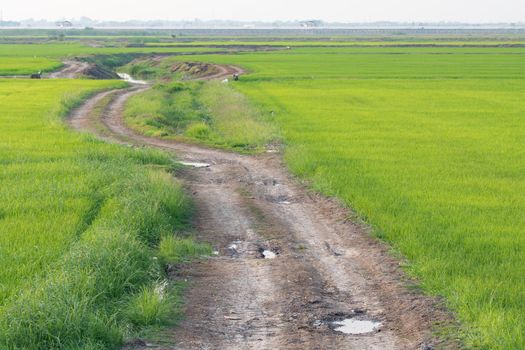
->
[[69, 65, 456, 350], [47, 60, 91, 78]]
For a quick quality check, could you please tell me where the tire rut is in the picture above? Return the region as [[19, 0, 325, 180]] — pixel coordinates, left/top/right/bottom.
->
[[69, 66, 457, 350]]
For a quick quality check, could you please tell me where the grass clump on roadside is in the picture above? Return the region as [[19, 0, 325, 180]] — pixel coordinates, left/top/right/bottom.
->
[[159, 235, 212, 265], [124, 283, 174, 327], [0, 79, 209, 349], [124, 80, 278, 152]]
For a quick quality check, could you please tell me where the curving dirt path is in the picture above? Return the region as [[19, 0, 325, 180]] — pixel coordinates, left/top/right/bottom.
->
[[69, 65, 455, 350], [47, 60, 91, 79], [1, 61, 91, 79]]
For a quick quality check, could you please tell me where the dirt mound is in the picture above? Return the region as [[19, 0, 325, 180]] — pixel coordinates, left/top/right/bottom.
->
[[83, 63, 120, 79], [169, 62, 220, 78], [47, 60, 120, 79]]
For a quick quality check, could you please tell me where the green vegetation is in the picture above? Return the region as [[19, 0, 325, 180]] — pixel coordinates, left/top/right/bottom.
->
[[0, 57, 62, 75], [0, 79, 209, 349], [1, 38, 524, 76], [159, 235, 212, 265], [0, 43, 223, 58], [144, 40, 525, 47], [0, 43, 224, 75], [127, 47, 525, 348], [163, 46, 525, 80], [245, 79, 525, 349], [2, 35, 525, 348], [122, 58, 170, 80], [124, 80, 277, 152], [124, 284, 175, 327]]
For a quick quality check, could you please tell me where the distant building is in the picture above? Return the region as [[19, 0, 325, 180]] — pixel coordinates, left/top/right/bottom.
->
[[56, 21, 73, 28]]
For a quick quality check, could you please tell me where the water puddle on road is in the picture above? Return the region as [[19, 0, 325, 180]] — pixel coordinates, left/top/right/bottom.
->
[[261, 250, 277, 259], [179, 161, 211, 168], [258, 247, 279, 259], [117, 73, 148, 85], [331, 319, 382, 335], [316, 313, 382, 335]]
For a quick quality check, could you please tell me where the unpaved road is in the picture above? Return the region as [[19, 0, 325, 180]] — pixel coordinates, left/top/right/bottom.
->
[[1, 60, 91, 79], [47, 60, 91, 78], [70, 65, 455, 350]]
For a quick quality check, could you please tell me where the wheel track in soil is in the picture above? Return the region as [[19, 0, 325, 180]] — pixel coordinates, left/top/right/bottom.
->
[[0, 60, 90, 79], [69, 64, 456, 350]]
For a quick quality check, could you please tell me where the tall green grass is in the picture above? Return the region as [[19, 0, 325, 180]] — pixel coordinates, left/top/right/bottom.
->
[[159, 47, 525, 348], [124, 81, 277, 152], [0, 57, 63, 75], [239, 77, 525, 346], [0, 80, 207, 349], [165, 46, 525, 80], [3, 39, 525, 348]]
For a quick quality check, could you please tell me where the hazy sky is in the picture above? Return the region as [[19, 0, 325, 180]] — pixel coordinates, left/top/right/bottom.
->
[[2, 0, 524, 22]]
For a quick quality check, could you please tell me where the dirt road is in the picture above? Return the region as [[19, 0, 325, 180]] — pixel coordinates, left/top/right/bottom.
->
[[46, 60, 91, 78], [0, 61, 92, 79], [69, 66, 454, 350]]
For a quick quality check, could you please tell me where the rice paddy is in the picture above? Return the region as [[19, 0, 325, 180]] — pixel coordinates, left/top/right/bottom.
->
[[1, 33, 525, 349], [0, 79, 208, 349], [139, 45, 525, 348]]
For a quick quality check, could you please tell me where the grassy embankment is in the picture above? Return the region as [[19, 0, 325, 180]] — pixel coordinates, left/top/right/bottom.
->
[[123, 80, 277, 152], [0, 79, 210, 349], [0, 43, 225, 76], [118, 57, 277, 152], [125, 47, 525, 349]]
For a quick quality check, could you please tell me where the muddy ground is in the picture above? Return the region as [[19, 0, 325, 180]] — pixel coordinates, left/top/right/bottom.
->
[[69, 64, 457, 350]]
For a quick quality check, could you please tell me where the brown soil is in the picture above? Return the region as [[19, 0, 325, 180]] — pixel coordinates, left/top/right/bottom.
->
[[47, 60, 119, 79], [46, 60, 91, 78], [125, 57, 244, 81], [69, 64, 458, 350]]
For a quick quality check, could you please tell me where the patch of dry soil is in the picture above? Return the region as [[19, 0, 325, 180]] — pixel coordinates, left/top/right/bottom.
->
[[47, 60, 92, 78]]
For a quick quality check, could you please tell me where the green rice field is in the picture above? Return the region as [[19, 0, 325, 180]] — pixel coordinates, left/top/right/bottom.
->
[[148, 46, 525, 348], [1, 34, 525, 348], [0, 79, 209, 349]]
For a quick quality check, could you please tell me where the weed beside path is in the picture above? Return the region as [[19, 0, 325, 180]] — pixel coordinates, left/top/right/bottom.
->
[[124, 80, 278, 153], [0, 80, 208, 349], [142, 47, 525, 348]]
